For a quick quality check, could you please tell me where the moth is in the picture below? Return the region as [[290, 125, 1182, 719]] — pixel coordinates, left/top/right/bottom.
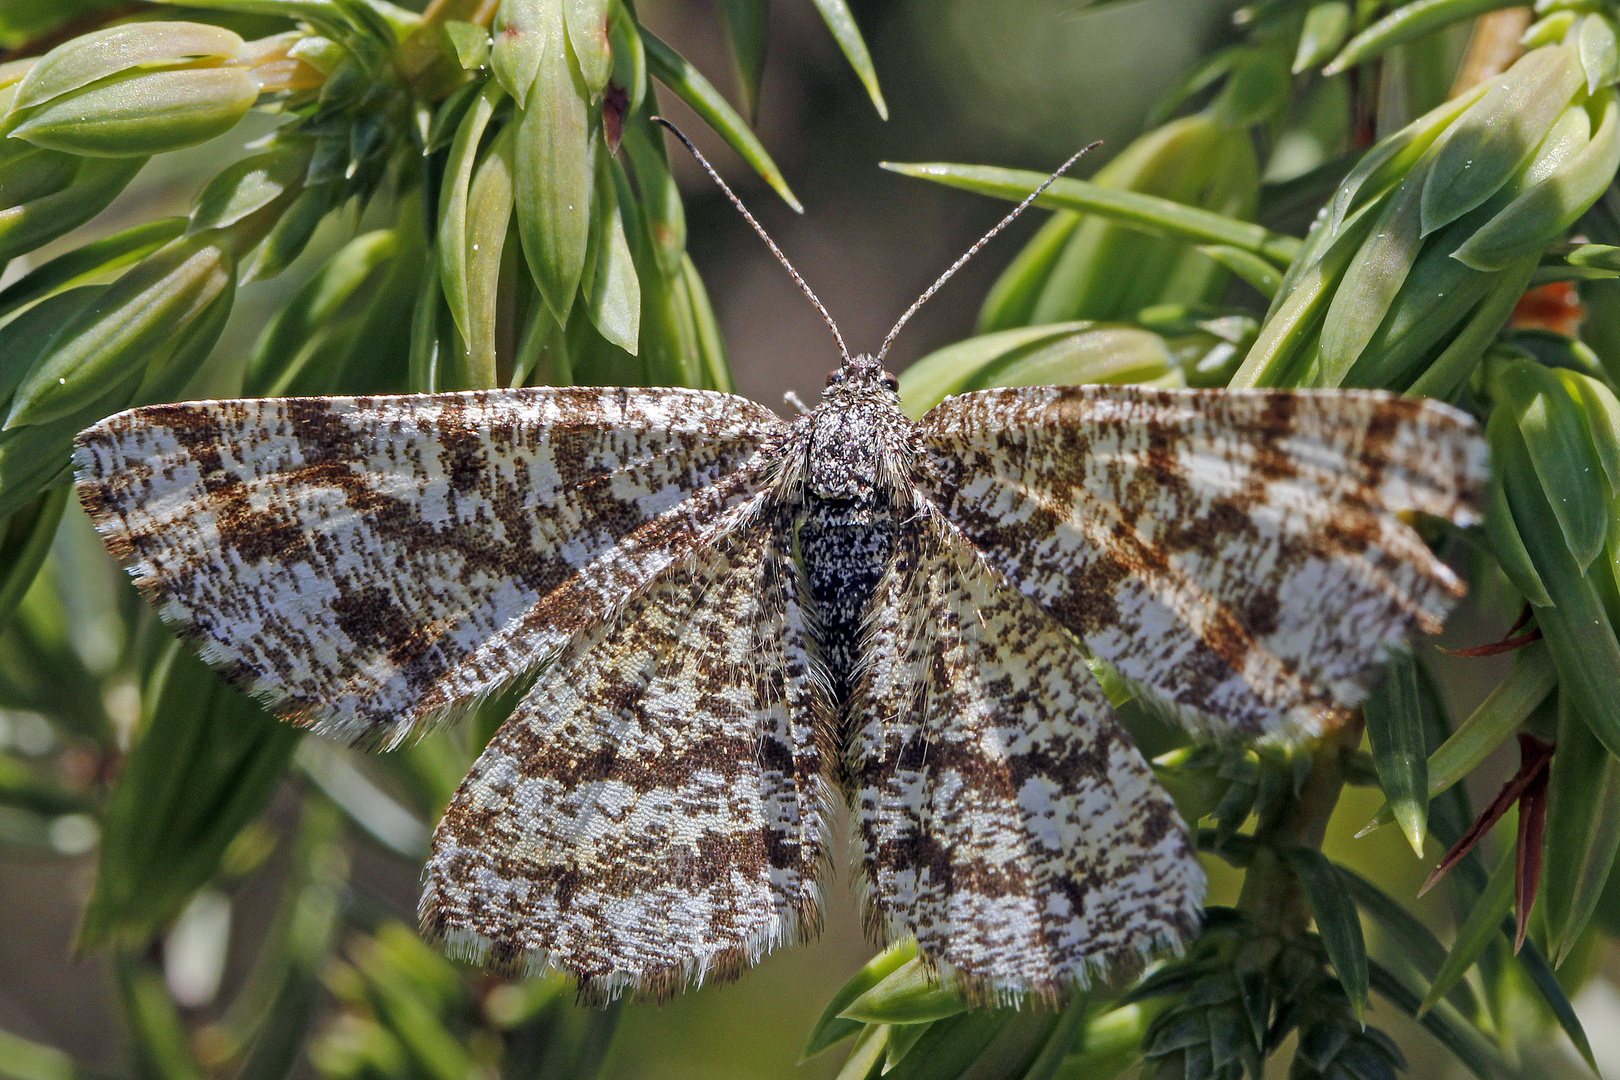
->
[[72, 132, 1487, 1005]]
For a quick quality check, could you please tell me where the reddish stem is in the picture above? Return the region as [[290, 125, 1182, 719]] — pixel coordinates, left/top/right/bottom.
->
[[1419, 733, 1555, 897], [1514, 752, 1550, 953]]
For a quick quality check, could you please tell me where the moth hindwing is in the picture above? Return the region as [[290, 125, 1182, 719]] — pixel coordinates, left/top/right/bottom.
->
[[75, 368, 1487, 1002]]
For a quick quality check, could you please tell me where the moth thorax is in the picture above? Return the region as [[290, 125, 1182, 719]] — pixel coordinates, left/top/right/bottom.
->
[[806, 413, 887, 503]]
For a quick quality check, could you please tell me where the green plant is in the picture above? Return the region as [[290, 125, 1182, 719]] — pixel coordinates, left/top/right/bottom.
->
[[3, 1, 1620, 1079]]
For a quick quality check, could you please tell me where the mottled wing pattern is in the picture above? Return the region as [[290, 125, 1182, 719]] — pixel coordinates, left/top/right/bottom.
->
[[422, 513, 829, 1001], [920, 386, 1487, 737], [854, 509, 1202, 1002], [75, 387, 782, 747]]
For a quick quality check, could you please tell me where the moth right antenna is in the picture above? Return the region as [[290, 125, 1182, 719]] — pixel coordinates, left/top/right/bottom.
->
[[874, 142, 1100, 365], [653, 117, 851, 365]]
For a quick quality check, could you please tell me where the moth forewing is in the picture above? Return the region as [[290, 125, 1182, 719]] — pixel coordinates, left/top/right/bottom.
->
[[72, 387, 785, 749], [916, 383, 1489, 741]]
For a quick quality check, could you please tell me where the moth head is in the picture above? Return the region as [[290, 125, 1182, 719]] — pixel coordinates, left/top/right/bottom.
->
[[824, 356, 900, 399]]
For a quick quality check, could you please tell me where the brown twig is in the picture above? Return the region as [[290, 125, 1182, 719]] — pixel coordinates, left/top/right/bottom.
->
[[1450, 8, 1534, 97]]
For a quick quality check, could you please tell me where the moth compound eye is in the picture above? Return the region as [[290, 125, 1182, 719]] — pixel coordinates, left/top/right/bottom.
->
[[881, 372, 899, 392], [826, 369, 846, 386]]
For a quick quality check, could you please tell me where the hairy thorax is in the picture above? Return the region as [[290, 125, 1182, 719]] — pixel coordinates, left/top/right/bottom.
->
[[787, 367, 921, 703]]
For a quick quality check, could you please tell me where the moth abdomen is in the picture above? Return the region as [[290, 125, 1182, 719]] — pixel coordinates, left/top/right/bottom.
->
[[798, 500, 899, 705]]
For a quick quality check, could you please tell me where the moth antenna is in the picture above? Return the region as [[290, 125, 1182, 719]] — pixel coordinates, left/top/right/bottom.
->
[[874, 142, 1100, 365], [653, 117, 851, 364]]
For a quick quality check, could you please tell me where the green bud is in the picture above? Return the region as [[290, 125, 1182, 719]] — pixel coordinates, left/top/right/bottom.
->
[[0, 141, 78, 208], [0, 218, 182, 321], [1484, 464, 1557, 606], [443, 21, 491, 71], [1232, 191, 1383, 388], [460, 127, 517, 387], [439, 83, 504, 346], [1557, 368, 1620, 495], [1318, 160, 1429, 382], [286, 35, 346, 76], [582, 149, 640, 354], [514, 2, 592, 320], [492, 0, 549, 104], [1325, 77, 1489, 236], [0, 155, 145, 264], [1453, 88, 1620, 270], [1337, 201, 1517, 388], [1579, 13, 1619, 92], [1523, 11, 1579, 50], [9, 21, 243, 113], [1294, 2, 1351, 72], [564, 0, 613, 95], [1421, 45, 1585, 236], [838, 958, 969, 1025], [132, 275, 236, 406], [0, 58, 37, 92], [10, 67, 259, 158], [189, 143, 309, 234], [609, 1, 647, 111], [803, 941, 917, 1060], [7, 234, 233, 429]]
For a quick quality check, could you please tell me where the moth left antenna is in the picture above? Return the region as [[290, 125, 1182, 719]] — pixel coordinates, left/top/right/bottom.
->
[[874, 142, 1100, 365], [653, 117, 852, 364]]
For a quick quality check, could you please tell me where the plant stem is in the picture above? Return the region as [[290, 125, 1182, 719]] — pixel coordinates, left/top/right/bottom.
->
[[1238, 716, 1366, 944]]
